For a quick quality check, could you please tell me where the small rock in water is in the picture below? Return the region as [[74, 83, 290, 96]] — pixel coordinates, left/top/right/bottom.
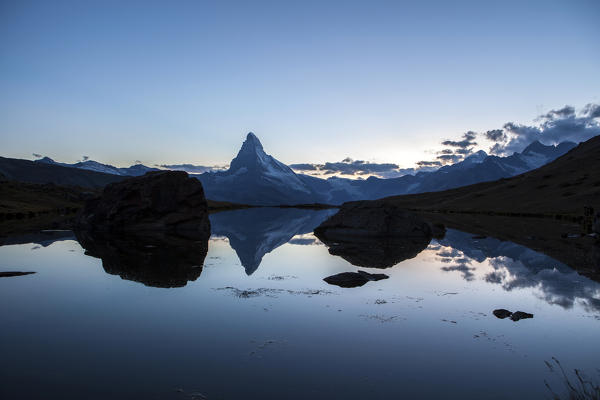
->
[[510, 311, 534, 321], [493, 309, 513, 319], [0, 271, 36, 278], [493, 309, 534, 322], [323, 270, 389, 288]]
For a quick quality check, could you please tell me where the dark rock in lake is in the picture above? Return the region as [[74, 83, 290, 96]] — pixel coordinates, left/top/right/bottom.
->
[[75, 230, 208, 288], [323, 270, 389, 288], [315, 203, 433, 268], [76, 171, 210, 235], [510, 311, 534, 321], [493, 309, 513, 319], [315, 202, 433, 239], [0, 271, 36, 278]]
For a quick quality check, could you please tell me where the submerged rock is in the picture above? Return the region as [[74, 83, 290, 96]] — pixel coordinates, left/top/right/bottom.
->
[[76, 171, 210, 235], [323, 270, 389, 288], [75, 230, 208, 288], [314, 203, 435, 268]]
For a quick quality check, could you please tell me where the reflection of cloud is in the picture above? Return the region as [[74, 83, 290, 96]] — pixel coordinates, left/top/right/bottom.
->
[[437, 248, 475, 280], [436, 229, 600, 313], [485, 257, 600, 313]]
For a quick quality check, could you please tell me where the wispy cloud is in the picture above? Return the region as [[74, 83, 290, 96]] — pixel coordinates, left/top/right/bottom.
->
[[159, 163, 228, 174], [290, 158, 436, 179]]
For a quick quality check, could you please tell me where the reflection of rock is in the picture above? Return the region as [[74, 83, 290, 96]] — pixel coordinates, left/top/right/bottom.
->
[[76, 171, 210, 235], [76, 231, 208, 288], [210, 207, 336, 275], [314, 204, 433, 268], [321, 236, 431, 269], [323, 271, 389, 288], [493, 309, 512, 319]]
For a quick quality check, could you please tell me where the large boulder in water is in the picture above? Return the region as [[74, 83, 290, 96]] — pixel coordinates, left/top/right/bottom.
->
[[76, 171, 210, 235], [315, 202, 434, 239]]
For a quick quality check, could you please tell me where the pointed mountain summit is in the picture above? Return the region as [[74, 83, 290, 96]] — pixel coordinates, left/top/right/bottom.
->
[[197, 132, 316, 205]]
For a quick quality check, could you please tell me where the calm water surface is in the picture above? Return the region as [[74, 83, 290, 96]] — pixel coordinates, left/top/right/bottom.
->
[[1, 208, 599, 399]]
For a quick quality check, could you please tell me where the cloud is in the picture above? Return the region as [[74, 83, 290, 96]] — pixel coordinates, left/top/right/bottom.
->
[[490, 104, 600, 155], [290, 157, 433, 178], [288, 163, 317, 171], [160, 163, 227, 174], [416, 160, 442, 167], [441, 131, 477, 149], [539, 105, 575, 120], [431, 131, 479, 165], [484, 129, 506, 142], [583, 103, 600, 119]]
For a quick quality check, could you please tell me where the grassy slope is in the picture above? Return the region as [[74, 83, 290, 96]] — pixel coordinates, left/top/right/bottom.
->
[[376, 135, 600, 216]]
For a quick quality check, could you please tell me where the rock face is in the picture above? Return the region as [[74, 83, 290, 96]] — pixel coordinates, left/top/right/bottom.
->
[[315, 202, 433, 239], [76, 171, 210, 235], [76, 230, 208, 288], [323, 270, 389, 288], [314, 202, 436, 268]]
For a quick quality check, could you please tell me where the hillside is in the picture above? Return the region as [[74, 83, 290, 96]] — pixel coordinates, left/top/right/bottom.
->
[[373, 135, 600, 216]]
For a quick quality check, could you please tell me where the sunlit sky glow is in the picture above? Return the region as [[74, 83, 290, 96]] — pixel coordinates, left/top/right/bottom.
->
[[1, 0, 599, 169]]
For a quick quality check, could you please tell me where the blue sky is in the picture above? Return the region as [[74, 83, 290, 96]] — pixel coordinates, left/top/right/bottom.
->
[[1, 0, 599, 168]]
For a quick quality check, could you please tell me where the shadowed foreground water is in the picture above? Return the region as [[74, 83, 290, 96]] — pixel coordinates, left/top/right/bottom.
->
[[1, 208, 599, 399]]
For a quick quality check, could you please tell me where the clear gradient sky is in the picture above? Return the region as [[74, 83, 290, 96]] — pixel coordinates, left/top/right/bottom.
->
[[1, 0, 599, 168]]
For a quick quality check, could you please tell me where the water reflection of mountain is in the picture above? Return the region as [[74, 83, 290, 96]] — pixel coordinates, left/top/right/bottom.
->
[[209, 207, 337, 275], [0, 230, 75, 247], [76, 231, 208, 288], [437, 229, 600, 313]]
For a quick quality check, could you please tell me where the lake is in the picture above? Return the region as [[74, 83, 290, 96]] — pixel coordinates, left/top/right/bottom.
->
[[1, 208, 599, 399]]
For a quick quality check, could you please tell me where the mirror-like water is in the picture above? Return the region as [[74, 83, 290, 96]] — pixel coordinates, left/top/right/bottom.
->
[[1, 208, 599, 399]]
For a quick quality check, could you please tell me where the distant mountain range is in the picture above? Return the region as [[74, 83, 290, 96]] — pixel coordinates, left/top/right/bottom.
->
[[34, 157, 159, 176], [0, 156, 125, 188], [0, 133, 579, 203], [195, 132, 577, 205]]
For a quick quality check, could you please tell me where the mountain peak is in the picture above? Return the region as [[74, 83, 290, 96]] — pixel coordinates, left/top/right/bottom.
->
[[522, 140, 546, 154], [229, 132, 269, 172], [239, 132, 264, 153]]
